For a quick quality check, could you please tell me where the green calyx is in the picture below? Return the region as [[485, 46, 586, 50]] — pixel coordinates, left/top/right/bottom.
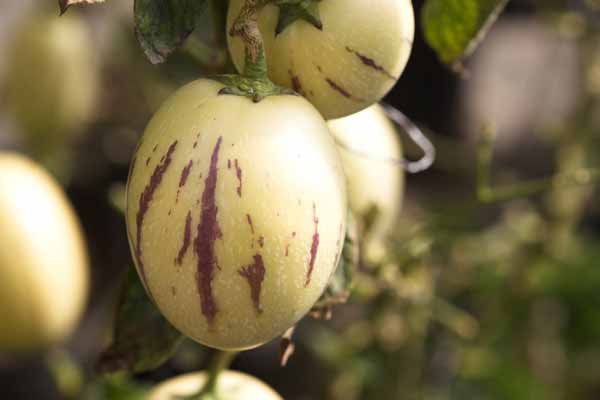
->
[[273, 0, 323, 34], [214, 74, 296, 102]]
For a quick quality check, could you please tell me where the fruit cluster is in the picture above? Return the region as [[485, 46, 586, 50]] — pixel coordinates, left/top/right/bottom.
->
[[125, 0, 414, 352]]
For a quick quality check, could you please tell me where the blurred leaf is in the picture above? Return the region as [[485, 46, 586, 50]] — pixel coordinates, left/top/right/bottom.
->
[[361, 205, 380, 237], [134, 0, 209, 64], [311, 214, 358, 319], [421, 0, 509, 70], [59, 0, 104, 15], [97, 266, 183, 374]]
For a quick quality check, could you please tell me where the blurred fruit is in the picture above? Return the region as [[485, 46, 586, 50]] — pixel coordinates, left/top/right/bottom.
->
[[0, 152, 89, 352], [5, 11, 99, 153], [328, 104, 404, 261], [148, 370, 282, 400]]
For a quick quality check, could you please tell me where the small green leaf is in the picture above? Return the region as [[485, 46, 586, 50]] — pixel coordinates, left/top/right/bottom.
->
[[275, 0, 323, 35], [134, 0, 209, 64], [96, 266, 183, 374], [422, 0, 509, 70]]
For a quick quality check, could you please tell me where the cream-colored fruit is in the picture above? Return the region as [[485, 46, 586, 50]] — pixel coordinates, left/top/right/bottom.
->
[[126, 79, 347, 350], [0, 153, 89, 352], [328, 105, 404, 251], [5, 12, 98, 149], [148, 370, 283, 400], [227, 0, 415, 120]]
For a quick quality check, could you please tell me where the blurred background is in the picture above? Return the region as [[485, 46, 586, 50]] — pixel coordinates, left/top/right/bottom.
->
[[2, 0, 600, 399]]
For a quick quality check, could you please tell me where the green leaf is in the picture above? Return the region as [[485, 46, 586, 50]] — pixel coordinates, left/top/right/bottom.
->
[[422, 0, 509, 70], [134, 0, 209, 64], [96, 266, 183, 374]]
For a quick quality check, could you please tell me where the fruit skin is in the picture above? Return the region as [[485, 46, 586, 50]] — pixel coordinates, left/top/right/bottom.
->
[[227, 0, 415, 120], [126, 79, 347, 350], [0, 152, 89, 352], [5, 12, 98, 151], [148, 370, 283, 400], [328, 105, 404, 257]]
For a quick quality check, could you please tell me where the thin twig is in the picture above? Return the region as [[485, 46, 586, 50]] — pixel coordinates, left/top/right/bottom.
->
[[476, 124, 600, 204], [332, 103, 436, 174]]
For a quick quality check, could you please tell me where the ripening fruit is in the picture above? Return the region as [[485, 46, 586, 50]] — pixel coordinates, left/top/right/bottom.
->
[[227, 0, 415, 120], [0, 153, 89, 352], [328, 105, 404, 257], [5, 12, 98, 151], [148, 370, 283, 400], [126, 79, 347, 350]]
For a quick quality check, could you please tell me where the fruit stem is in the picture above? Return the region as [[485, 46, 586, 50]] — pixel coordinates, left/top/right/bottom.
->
[[228, 0, 269, 80], [203, 350, 239, 395], [218, 0, 295, 101]]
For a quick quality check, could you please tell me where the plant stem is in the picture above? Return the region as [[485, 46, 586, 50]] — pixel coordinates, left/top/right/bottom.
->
[[475, 124, 600, 204], [432, 297, 479, 340], [209, 0, 228, 50], [475, 124, 495, 201]]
